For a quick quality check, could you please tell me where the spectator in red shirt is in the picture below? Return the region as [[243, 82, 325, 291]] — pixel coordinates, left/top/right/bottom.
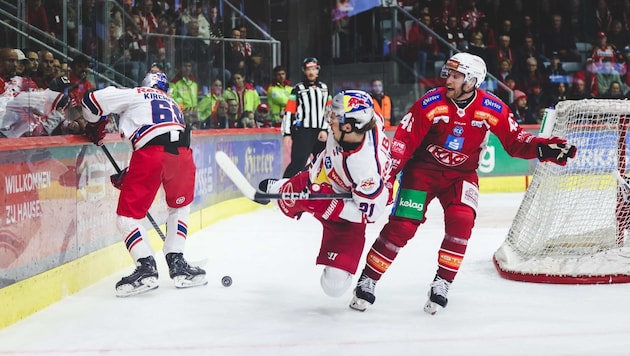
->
[[591, 31, 617, 64], [67, 54, 95, 106], [407, 13, 445, 76]]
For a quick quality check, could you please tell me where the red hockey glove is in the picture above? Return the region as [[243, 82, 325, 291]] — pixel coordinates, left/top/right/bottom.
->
[[304, 183, 345, 222], [536, 136, 577, 166], [84, 118, 108, 146], [110, 167, 128, 190], [275, 170, 310, 219]]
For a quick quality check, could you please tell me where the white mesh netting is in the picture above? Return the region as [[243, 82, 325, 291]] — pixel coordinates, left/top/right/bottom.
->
[[494, 99, 630, 283]]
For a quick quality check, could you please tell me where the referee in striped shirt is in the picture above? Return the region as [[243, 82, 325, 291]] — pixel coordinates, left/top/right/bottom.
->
[[282, 57, 332, 177]]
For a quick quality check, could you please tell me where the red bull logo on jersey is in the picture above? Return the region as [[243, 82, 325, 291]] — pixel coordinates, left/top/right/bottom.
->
[[360, 177, 375, 191]]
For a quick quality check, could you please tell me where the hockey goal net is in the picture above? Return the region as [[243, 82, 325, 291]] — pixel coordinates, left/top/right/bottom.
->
[[494, 99, 630, 284]]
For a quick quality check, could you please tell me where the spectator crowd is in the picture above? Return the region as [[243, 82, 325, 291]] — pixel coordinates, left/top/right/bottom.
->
[[2, 0, 630, 137]]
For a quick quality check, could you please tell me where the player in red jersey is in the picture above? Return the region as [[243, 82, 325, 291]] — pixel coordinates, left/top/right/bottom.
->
[[349, 52, 577, 314]]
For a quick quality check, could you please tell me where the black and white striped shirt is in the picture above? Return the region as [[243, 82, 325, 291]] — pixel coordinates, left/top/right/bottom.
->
[[281, 80, 331, 135]]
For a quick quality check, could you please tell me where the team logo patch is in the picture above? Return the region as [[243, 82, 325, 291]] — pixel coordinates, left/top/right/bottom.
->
[[482, 98, 503, 113], [421, 93, 442, 108], [445, 135, 464, 151], [359, 177, 376, 192], [426, 144, 469, 166], [176, 196, 186, 204], [453, 126, 464, 136]]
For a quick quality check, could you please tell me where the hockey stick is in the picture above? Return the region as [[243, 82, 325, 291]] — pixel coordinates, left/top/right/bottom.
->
[[214, 150, 353, 204], [101, 144, 167, 241]]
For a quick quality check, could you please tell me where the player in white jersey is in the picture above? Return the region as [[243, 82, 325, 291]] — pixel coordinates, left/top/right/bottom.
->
[[81, 72, 207, 297], [259, 89, 392, 298]]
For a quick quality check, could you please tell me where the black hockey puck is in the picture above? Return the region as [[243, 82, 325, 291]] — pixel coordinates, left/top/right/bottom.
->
[[221, 275, 232, 287]]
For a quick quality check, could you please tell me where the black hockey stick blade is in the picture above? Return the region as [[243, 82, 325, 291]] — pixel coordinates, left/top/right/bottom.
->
[[214, 151, 352, 204]]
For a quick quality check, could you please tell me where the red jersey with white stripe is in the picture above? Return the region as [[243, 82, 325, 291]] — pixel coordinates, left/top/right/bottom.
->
[[308, 112, 392, 223], [391, 87, 540, 175], [81, 86, 185, 150]]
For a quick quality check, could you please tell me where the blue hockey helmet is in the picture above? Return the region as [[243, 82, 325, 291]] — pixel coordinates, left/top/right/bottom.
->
[[141, 72, 169, 92]]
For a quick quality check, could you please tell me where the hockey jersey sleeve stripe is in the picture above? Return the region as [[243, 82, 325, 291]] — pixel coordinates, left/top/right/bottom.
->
[[82, 91, 103, 117]]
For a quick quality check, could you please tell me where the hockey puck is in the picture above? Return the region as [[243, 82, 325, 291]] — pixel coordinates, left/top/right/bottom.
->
[[221, 275, 232, 287]]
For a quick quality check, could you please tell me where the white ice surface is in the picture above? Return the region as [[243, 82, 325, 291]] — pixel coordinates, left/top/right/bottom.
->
[[1, 193, 630, 355]]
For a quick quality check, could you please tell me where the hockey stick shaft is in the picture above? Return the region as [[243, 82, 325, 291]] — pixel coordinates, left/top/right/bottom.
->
[[100, 145, 167, 241], [214, 150, 352, 202]]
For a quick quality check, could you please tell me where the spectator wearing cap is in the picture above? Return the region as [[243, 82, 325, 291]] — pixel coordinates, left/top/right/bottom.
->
[[254, 103, 271, 127], [509, 90, 537, 125], [592, 31, 617, 64], [14, 49, 38, 91], [14, 49, 27, 76], [543, 52, 569, 90], [282, 57, 331, 178]]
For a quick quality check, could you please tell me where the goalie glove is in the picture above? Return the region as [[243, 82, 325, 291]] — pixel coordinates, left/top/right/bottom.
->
[[84, 117, 108, 146], [536, 136, 577, 166], [110, 167, 128, 190]]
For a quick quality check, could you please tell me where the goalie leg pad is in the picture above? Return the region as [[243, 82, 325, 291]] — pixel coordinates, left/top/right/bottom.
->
[[320, 266, 352, 298]]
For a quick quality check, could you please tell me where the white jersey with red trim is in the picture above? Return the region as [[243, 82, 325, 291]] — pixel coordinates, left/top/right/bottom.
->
[[81, 86, 185, 150], [391, 87, 541, 175], [308, 112, 392, 223]]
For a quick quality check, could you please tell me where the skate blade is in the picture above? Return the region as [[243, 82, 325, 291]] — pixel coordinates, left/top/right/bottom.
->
[[115, 277, 159, 297], [173, 274, 208, 288], [423, 300, 443, 315], [349, 296, 372, 312]]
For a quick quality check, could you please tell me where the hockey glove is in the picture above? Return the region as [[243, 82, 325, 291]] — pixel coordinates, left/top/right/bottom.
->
[[275, 170, 311, 219], [110, 167, 128, 190], [304, 183, 345, 222], [536, 136, 577, 166], [84, 118, 108, 146]]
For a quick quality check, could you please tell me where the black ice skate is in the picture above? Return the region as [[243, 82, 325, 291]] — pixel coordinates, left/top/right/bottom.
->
[[423, 274, 451, 315], [115, 256, 159, 297], [166, 253, 208, 288], [349, 274, 377, 312]]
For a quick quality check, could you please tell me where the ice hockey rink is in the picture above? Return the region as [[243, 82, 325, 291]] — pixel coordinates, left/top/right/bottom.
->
[[1, 192, 630, 356]]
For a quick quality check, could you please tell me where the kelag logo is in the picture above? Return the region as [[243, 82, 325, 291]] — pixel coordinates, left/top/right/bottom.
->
[[395, 189, 427, 220]]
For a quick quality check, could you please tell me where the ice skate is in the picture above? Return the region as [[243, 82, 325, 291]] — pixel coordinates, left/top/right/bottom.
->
[[115, 256, 159, 297], [349, 274, 376, 312], [423, 274, 451, 315], [166, 253, 207, 288]]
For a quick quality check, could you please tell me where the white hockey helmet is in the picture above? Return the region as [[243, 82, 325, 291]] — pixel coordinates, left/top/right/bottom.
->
[[330, 90, 374, 130], [441, 52, 487, 88]]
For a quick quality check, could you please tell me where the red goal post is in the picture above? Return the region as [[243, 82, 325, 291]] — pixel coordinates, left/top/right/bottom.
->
[[493, 99, 630, 284]]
